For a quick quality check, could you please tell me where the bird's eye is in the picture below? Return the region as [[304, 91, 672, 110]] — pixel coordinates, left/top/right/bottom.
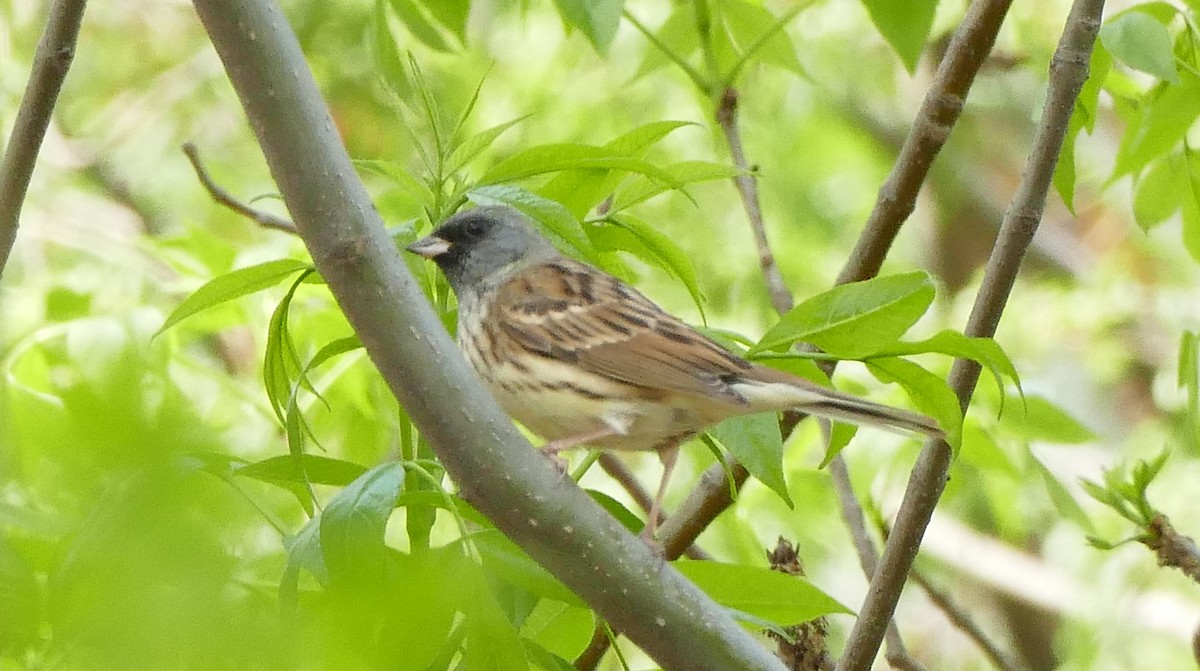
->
[[464, 219, 488, 238]]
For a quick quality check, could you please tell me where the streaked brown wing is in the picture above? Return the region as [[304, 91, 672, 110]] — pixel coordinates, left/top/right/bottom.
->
[[493, 258, 752, 405]]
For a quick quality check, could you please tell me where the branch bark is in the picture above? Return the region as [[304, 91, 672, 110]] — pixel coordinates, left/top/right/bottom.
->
[[190, 1, 787, 668], [836, 1, 1106, 667], [0, 0, 87, 280]]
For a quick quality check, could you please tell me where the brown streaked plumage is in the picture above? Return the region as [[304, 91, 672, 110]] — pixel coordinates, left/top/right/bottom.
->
[[407, 206, 943, 537]]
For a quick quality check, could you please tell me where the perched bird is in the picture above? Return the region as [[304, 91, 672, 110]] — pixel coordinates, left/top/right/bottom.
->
[[407, 206, 943, 536]]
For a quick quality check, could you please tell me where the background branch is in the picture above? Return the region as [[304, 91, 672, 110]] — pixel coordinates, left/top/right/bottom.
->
[[836, 1, 1107, 667], [0, 0, 87, 280], [190, 1, 787, 669], [182, 142, 299, 235]]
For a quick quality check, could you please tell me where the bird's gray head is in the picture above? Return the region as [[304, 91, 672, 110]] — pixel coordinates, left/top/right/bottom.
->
[[406, 206, 560, 295]]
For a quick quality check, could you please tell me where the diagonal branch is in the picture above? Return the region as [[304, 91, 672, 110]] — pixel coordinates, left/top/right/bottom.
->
[[182, 142, 299, 235], [0, 0, 87, 281], [190, 1, 787, 669], [836, 0, 1107, 667]]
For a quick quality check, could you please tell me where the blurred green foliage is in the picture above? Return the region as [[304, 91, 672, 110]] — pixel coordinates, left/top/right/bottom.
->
[[2, 0, 1199, 669]]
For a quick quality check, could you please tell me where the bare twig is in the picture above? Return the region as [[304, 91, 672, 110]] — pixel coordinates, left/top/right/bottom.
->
[[716, 88, 794, 314], [836, 0, 1014, 286], [0, 0, 87, 280], [908, 571, 1023, 671], [182, 142, 298, 235], [836, 1, 1106, 667], [596, 453, 710, 560], [828, 458, 928, 671]]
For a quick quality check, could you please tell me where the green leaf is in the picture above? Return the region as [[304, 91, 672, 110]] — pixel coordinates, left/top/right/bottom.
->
[[610, 160, 742, 212], [478, 143, 683, 189], [1133, 152, 1186, 232], [281, 515, 325, 608], [387, 0, 454, 52], [1100, 11, 1178, 83], [751, 271, 935, 358], [425, 0, 470, 43], [1053, 112, 1082, 213], [155, 258, 311, 336], [1112, 77, 1200, 178], [551, 0, 623, 53], [448, 116, 529, 174], [473, 532, 584, 607], [872, 330, 1022, 405], [520, 601, 595, 662], [236, 454, 368, 486], [1030, 453, 1095, 533], [864, 357, 962, 452], [356, 158, 435, 203], [711, 413, 791, 507], [466, 185, 599, 262], [586, 489, 644, 533], [606, 214, 706, 318], [1003, 395, 1095, 444], [720, 0, 805, 77], [674, 560, 852, 624], [859, 0, 937, 73], [1180, 330, 1199, 444], [464, 574, 529, 671], [319, 462, 406, 588]]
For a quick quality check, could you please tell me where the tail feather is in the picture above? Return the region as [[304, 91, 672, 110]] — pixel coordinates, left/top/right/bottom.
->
[[733, 366, 945, 439]]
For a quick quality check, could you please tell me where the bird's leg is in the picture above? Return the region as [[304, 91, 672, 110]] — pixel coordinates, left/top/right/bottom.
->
[[540, 426, 621, 472], [642, 442, 680, 541]]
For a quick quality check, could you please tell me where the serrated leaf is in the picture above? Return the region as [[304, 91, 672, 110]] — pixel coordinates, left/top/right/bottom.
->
[[1100, 11, 1178, 83], [751, 272, 935, 358], [606, 214, 706, 317], [859, 0, 937, 73], [319, 462, 406, 588], [156, 258, 311, 336], [236, 454, 368, 486], [711, 413, 791, 506], [1031, 454, 1095, 533], [551, 0, 623, 53], [467, 185, 600, 262], [674, 560, 851, 624]]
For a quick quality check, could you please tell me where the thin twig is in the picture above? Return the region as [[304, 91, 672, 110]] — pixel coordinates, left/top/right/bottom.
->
[[717, 88, 794, 314], [835, 0, 1015, 286], [836, 1, 1106, 667], [908, 571, 1023, 671], [0, 0, 88, 280], [182, 142, 299, 235], [828, 458, 928, 671], [596, 454, 711, 560]]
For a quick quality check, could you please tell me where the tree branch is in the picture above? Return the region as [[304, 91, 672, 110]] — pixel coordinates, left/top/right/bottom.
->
[[717, 88, 794, 314], [182, 142, 299, 235], [0, 0, 87, 280], [190, 1, 787, 668], [836, 1, 1106, 667], [835, 0, 1014, 285]]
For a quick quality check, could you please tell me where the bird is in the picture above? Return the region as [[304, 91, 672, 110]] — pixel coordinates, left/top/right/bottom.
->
[[407, 205, 944, 537]]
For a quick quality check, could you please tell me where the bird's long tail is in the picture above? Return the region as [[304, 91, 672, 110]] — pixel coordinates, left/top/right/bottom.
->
[[734, 367, 945, 439]]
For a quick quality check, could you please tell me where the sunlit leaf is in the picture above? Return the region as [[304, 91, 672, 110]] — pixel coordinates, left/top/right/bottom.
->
[[751, 272, 935, 358], [156, 258, 311, 336], [236, 454, 368, 486], [674, 560, 852, 624], [1031, 454, 1095, 533], [467, 185, 599, 262], [711, 412, 791, 507], [1100, 11, 1178, 83], [521, 601, 595, 662], [859, 0, 937, 73], [319, 462, 405, 588], [606, 213, 706, 317], [864, 356, 963, 453], [551, 0, 623, 53]]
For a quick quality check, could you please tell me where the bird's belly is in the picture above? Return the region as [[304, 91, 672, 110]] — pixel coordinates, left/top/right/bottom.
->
[[480, 362, 709, 452]]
